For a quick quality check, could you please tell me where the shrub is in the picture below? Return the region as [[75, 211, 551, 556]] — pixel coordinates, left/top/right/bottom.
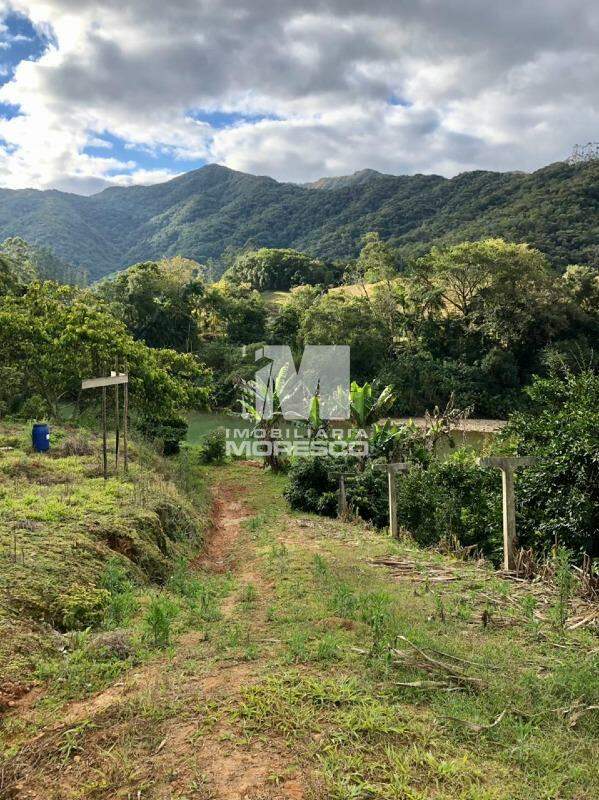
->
[[345, 468, 389, 527], [502, 368, 599, 556], [56, 433, 94, 457], [396, 449, 502, 556], [61, 586, 111, 631], [138, 414, 188, 455], [143, 593, 178, 648], [200, 427, 226, 464], [16, 394, 50, 421], [284, 457, 340, 516]]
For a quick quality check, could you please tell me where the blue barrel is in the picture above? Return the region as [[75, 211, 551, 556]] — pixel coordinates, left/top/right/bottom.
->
[[32, 423, 50, 453]]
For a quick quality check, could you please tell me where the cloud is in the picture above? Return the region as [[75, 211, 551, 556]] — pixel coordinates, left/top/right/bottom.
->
[[0, 0, 597, 192]]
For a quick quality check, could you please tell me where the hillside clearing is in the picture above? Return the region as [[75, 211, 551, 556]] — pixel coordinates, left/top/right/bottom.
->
[[1, 459, 597, 799]]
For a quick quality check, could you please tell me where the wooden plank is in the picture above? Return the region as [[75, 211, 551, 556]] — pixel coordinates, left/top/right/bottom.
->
[[338, 475, 348, 518], [82, 374, 128, 390], [388, 470, 399, 539], [502, 467, 516, 571], [480, 456, 536, 470]]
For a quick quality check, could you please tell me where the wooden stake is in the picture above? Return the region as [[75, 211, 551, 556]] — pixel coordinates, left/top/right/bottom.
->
[[101, 385, 108, 480], [387, 469, 398, 539], [123, 360, 129, 474], [338, 475, 347, 518], [480, 457, 538, 571], [374, 463, 411, 539], [114, 358, 120, 469]]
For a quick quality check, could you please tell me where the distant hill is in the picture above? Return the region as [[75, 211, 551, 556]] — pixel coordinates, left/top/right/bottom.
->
[[0, 160, 596, 280]]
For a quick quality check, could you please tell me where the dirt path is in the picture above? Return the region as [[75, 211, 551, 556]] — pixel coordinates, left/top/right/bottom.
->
[[2, 478, 306, 800]]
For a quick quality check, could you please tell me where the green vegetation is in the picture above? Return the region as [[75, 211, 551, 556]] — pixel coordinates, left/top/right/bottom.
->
[[224, 246, 343, 290], [0, 423, 210, 691], [0, 279, 212, 433], [4, 463, 594, 799], [1, 160, 596, 799], [286, 368, 599, 559], [0, 161, 596, 279], [0, 237, 87, 287]]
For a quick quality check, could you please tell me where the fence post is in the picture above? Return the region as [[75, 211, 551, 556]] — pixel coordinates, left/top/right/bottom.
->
[[374, 463, 411, 539], [479, 456, 538, 571]]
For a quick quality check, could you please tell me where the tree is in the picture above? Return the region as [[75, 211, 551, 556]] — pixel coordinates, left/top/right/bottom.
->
[[358, 231, 399, 283], [412, 238, 565, 351], [300, 293, 388, 382], [96, 259, 206, 351], [0, 237, 86, 286], [502, 367, 599, 557], [224, 248, 333, 291], [0, 281, 213, 419], [196, 283, 267, 344]]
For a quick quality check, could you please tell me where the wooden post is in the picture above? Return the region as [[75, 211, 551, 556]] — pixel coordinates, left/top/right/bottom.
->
[[101, 386, 108, 480], [333, 472, 357, 519], [123, 361, 129, 474], [387, 469, 398, 539], [338, 474, 347, 518], [374, 463, 411, 538], [114, 360, 120, 469], [479, 457, 538, 571]]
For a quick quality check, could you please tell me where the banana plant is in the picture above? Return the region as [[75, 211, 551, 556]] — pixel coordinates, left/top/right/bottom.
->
[[307, 394, 323, 433], [239, 364, 292, 471], [349, 381, 395, 428]]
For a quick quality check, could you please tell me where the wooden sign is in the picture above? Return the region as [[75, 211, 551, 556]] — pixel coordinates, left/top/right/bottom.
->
[[81, 370, 129, 478], [82, 373, 128, 390]]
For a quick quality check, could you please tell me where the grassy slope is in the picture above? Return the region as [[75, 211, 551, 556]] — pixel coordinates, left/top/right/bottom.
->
[[0, 424, 209, 692], [2, 461, 596, 799]]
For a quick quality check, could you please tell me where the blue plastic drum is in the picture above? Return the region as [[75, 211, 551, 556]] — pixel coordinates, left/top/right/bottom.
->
[[32, 423, 50, 452]]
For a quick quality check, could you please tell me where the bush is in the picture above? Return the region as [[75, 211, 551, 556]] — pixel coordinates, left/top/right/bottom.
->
[[284, 457, 340, 516], [396, 449, 502, 556], [284, 447, 503, 558], [16, 394, 50, 421], [345, 469, 389, 527], [138, 414, 188, 455], [143, 593, 178, 648], [200, 427, 226, 464], [502, 368, 599, 557], [61, 586, 111, 631]]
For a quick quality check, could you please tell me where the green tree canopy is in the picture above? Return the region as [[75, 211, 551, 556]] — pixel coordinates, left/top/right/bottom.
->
[[0, 281, 213, 419], [224, 248, 336, 291]]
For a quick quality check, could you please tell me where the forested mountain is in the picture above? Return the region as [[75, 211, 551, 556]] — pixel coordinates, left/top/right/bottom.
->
[[0, 160, 596, 280]]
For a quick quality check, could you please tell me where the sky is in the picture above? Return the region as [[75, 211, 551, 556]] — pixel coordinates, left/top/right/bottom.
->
[[0, 0, 597, 195]]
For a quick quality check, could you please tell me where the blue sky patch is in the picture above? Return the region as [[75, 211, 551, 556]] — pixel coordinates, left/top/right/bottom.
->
[[83, 131, 204, 174], [0, 12, 54, 89], [188, 109, 279, 129]]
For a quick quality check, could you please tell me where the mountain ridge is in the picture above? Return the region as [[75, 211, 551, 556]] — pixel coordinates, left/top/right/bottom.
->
[[0, 160, 596, 279]]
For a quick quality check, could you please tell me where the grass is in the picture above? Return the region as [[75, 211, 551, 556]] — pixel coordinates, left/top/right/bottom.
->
[[0, 422, 210, 692], [214, 462, 599, 800], [1, 458, 597, 799]]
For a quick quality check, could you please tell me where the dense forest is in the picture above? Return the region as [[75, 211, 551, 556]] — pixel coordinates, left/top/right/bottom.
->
[[0, 159, 596, 280]]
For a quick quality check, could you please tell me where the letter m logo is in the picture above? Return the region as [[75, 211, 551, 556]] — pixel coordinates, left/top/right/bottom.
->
[[251, 345, 349, 421]]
